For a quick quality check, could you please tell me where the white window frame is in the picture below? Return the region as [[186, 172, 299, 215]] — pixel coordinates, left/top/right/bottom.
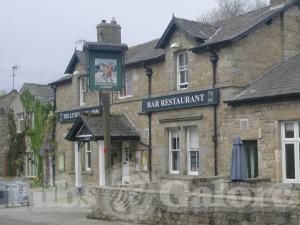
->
[[177, 51, 189, 90], [25, 151, 36, 177], [136, 150, 148, 172], [79, 76, 86, 106], [169, 129, 180, 174], [28, 111, 35, 128], [281, 121, 300, 183], [17, 113, 24, 133], [85, 142, 92, 172], [119, 72, 133, 98], [187, 127, 199, 176]]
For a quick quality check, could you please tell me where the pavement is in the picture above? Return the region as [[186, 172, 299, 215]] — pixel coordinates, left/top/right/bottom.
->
[[0, 207, 136, 225]]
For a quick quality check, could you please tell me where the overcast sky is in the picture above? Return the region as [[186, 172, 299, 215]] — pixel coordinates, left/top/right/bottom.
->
[[0, 0, 218, 92]]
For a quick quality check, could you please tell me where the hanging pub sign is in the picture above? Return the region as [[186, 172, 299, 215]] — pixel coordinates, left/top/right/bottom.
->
[[84, 42, 128, 91], [142, 89, 218, 113]]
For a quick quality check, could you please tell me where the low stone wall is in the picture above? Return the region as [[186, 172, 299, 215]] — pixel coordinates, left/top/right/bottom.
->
[[91, 181, 300, 225]]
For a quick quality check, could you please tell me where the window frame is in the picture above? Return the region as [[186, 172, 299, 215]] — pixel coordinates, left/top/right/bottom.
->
[[281, 121, 300, 183], [28, 111, 35, 129], [169, 129, 180, 174], [79, 76, 87, 106], [187, 127, 199, 176], [25, 150, 37, 178], [135, 150, 148, 172], [17, 113, 25, 133], [119, 72, 133, 98], [176, 51, 189, 90], [84, 142, 92, 172], [58, 152, 65, 172]]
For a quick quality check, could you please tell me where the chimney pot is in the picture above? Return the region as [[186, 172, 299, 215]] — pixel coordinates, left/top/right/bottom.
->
[[96, 18, 121, 44], [111, 17, 117, 25]]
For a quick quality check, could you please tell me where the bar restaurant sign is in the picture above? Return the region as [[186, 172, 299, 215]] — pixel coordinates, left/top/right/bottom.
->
[[142, 89, 218, 113], [84, 42, 128, 91], [58, 106, 101, 123]]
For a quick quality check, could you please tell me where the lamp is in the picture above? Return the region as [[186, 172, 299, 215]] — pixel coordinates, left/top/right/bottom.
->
[[170, 43, 181, 49]]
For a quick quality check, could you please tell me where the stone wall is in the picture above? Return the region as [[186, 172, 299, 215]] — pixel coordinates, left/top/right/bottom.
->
[[91, 182, 300, 225]]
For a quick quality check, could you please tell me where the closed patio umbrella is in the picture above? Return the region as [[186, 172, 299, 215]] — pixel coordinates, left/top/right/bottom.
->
[[230, 136, 248, 181]]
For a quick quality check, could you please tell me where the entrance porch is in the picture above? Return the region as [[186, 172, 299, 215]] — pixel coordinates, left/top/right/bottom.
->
[[65, 114, 145, 188]]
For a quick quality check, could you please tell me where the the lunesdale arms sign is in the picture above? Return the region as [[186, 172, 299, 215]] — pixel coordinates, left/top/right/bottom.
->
[[142, 89, 218, 113], [58, 106, 101, 123]]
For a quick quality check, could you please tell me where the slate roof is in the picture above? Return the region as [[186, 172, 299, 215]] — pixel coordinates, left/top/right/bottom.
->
[[125, 39, 165, 66], [0, 90, 17, 114], [51, 39, 165, 85], [50, 0, 300, 86], [64, 50, 88, 74], [65, 114, 140, 141], [191, 0, 299, 52], [155, 17, 218, 48], [49, 74, 73, 86], [226, 53, 300, 104], [20, 83, 54, 102]]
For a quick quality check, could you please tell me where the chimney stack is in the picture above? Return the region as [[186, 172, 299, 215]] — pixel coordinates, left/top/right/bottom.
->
[[96, 17, 121, 44], [270, 0, 290, 6]]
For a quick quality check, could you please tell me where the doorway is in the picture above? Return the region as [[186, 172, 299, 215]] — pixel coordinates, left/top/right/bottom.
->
[[122, 142, 130, 184]]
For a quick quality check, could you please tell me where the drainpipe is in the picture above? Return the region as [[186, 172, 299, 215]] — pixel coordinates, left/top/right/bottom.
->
[[209, 51, 219, 176], [144, 65, 153, 182], [49, 85, 57, 188]]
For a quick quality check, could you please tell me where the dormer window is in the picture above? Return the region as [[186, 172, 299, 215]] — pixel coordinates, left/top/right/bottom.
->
[[79, 76, 86, 106], [177, 51, 188, 89]]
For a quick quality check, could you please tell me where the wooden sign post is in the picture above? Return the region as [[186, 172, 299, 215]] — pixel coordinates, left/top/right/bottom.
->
[[84, 42, 128, 185]]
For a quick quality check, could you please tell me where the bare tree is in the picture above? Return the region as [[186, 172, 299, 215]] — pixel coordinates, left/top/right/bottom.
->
[[197, 0, 269, 24]]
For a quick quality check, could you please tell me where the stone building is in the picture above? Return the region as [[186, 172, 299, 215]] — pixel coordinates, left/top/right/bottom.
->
[[0, 90, 17, 177], [51, 0, 300, 190], [10, 83, 54, 178]]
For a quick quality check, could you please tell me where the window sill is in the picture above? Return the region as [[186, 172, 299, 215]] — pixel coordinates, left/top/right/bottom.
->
[[161, 174, 227, 181], [68, 171, 93, 175], [136, 170, 148, 173], [119, 95, 133, 99]]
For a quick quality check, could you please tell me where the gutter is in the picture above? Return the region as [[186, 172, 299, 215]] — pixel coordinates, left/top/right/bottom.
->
[[225, 92, 300, 105], [125, 54, 165, 68]]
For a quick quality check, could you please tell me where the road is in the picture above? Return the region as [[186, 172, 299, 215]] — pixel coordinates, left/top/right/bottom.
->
[[0, 207, 136, 225]]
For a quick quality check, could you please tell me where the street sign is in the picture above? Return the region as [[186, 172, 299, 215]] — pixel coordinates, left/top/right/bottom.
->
[[84, 42, 128, 91]]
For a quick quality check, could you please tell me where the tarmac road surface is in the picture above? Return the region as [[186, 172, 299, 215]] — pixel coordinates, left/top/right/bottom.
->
[[0, 207, 136, 225]]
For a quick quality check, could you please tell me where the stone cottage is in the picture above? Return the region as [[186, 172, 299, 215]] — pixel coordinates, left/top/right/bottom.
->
[[51, 0, 300, 190], [10, 83, 54, 179], [0, 90, 17, 177]]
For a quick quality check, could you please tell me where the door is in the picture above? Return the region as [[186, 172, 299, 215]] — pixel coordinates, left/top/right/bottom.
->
[[243, 140, 258, 178], [122, 142, 130, 184]]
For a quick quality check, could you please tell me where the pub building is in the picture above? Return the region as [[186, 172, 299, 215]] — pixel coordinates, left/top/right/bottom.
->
[[50, 0, 300, 191]]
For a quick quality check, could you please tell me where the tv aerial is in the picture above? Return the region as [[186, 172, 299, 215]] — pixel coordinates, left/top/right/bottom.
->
[[11, 64, 19, 90]]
